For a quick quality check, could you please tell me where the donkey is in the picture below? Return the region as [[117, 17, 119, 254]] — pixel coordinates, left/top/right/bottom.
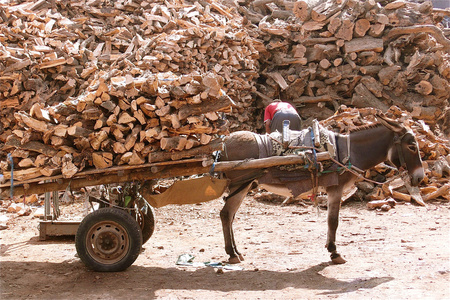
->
[[219, 114, 424, 264]]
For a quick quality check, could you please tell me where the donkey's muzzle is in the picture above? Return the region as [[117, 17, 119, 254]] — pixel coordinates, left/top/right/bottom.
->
[[411, 167, 425, 186]]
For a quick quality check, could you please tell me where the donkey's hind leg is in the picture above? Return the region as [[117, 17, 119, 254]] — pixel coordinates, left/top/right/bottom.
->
[[325, 186, 347, 264], [220, 181, 253, 264]]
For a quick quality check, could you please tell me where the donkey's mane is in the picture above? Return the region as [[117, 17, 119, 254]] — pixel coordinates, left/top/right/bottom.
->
[[348, 122, 383, 133]]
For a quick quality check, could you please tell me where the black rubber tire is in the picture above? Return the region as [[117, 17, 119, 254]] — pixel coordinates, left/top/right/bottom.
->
[[140, 205, 155, 245], [75, 207, 142, 272]]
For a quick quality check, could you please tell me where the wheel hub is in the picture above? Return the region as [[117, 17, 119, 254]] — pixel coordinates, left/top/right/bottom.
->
[[86, 221, 129, 264], [97, 231, 119, 252]]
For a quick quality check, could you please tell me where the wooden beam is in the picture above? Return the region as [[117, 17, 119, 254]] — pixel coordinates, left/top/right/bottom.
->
[[1, 153, 331, 198]]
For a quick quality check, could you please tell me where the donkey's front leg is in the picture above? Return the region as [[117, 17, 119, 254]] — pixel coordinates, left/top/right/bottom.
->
[[325, 186, 346, 264], [220, 182, 252, 264]]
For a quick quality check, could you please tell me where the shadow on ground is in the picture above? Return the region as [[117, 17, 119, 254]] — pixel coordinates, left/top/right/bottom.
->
[[0, 260, 393, 299]]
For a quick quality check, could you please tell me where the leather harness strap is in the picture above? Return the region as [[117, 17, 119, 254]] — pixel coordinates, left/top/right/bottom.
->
[[393, 132, 410, 169]]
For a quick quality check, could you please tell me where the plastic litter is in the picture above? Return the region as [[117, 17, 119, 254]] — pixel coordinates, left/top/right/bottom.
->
[[176, 254, 243, 271]]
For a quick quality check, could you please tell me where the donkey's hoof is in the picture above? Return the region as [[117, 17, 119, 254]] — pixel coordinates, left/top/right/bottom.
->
[[331, 253, 346, 264], [228, 256, 242, 264], [238, 254, 245, 261]]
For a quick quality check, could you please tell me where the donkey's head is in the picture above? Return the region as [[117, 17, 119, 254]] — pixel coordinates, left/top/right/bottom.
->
[[376, 114, 425, 186]]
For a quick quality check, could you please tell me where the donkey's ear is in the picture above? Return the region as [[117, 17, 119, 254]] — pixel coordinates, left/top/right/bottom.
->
[[376, 113, 406, 133]]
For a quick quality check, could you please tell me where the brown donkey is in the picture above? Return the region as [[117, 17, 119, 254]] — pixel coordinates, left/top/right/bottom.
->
[[219, 114, 424, 264]]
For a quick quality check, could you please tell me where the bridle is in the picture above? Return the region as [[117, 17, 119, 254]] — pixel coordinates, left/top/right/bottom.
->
[[393, 130, 414, 170]]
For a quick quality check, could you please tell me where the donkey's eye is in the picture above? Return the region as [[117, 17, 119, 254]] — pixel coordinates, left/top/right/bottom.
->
[[407, 144, 417, 152]]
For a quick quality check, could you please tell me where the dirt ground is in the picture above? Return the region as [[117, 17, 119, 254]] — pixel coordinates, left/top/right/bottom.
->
[[1, 194, 449, 300]]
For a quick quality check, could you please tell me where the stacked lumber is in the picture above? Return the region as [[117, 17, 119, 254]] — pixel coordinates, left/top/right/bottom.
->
[[238, 0, 450, 132], [0, 0, 259, 180], [321, 106, 450, 205]]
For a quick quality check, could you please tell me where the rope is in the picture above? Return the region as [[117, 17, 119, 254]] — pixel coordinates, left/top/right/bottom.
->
[[327, 156, 396, 185], [7, 153, 13, 199], [309, 129, 319, 210], [209, 150, 221, 174]]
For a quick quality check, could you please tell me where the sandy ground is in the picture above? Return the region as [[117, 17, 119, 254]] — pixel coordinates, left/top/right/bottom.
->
[[1, 195, 449, 300]]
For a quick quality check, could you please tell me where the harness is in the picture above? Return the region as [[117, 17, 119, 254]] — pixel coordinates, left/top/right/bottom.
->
[[393, 131, 412, 169], [268, 121, 337, 206], [269, 125, 410, 204]]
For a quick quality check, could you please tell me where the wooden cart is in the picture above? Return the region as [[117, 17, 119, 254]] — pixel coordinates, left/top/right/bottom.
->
[[0, 151, 330, 272]]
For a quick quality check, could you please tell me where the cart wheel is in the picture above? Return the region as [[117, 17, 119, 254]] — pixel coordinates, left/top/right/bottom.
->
[[138, 205, 155, 245], [75, 207, 142, 272]]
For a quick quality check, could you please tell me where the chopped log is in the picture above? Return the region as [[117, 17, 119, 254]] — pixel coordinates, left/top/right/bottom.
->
[[367, 198, 396, 209], [89, 131, 109, 151], [319, 59, 331, 69], [15, 112, 49, 133], [266, 72, 289, 90], [5, 137, 58, 156], [354, 19, 371, 37], [118, 152, 133, 165], [378, 65, 402, 85], [128, 151, 145, 165], [124, 127, 140, 151], [178, 95, 234, 120], [160, 136, 188, 151], [343, 37, 384, 53], [361, 76, 383, 98], [149, 138, 223, 163], [386, 25, 450, 53], [67, 125, 93, 138], [92, 152, 113, 169], [133, 109, 146, 125], [200, 134, 212, 145], [293, 94, 333, 104], [392, 190, 412, 202], [415, 80, 433, 95], [30, 103, 53, 122], [118, 112, 136, 124], [18, 158, 34, 168], [38, 58, 67, 69], [369, 23, 385, 37], [113, 142, 127, 154], [293, 0, 329, 21], [40, 165, 61, 177], [352, 83, 389, 111], [2, 168, 43, 181], [185, 137, 201, 150], [335, 19, 354, 41], [423, 184, 450, 201], [61, 154, 78, 178], [50, 136, 69, 147]]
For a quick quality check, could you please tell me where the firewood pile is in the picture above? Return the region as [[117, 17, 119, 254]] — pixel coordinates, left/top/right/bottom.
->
[[0, 0, 449, 204], [238, 0, 450, 131], [0, 0, 261, 180]]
